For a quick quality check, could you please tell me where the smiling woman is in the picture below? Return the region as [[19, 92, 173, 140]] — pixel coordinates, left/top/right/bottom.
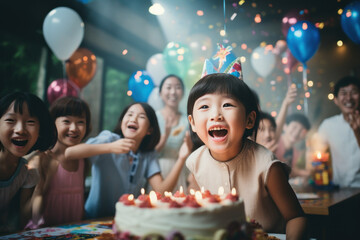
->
[[152, 75, 191, 193]]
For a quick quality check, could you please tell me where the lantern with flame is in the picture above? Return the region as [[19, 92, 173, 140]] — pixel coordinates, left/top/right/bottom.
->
[[312, 151, 331, 186]]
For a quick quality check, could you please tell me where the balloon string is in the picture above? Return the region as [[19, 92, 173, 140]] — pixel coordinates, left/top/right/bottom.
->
[[62, 60, 66, 80], [302, 63, 308, 115], [223, 0, 226, 37], [62, 60, 68, 96], [287, 74, 293, 114]]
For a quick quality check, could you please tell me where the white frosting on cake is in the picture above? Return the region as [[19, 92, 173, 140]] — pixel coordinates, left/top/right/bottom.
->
[[114, 194, 246, 239]]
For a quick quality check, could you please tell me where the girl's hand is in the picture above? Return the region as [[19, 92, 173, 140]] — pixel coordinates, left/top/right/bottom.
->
[[109, 138, 136, 154]]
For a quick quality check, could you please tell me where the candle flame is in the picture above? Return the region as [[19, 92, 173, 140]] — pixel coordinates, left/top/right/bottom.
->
[[195, 191, 202, 200], [231, 188, 237, 195], [180, 186, 184, 194], [141, 188, 145, 195], [316, 152, 322, 159], [218, 186, 224, 196], [128, 194, 134, 201], [201, 186, 205, 193], [149, 191, 157, 206], [190, 189, 195, 195]]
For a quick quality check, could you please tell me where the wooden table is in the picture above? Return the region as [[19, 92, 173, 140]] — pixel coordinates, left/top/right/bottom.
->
[[293, 186, 360, 240]]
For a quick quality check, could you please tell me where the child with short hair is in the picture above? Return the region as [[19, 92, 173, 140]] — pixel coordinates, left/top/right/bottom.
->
[[276, 113, 311, 178], [0, 92, 56, 233], [186, 73, 307, 239], [65, 102, 191, 219], [27, 96, 91, 228]]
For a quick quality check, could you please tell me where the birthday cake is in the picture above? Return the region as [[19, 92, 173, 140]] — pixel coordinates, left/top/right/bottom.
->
[[113, 189, 269, 240]]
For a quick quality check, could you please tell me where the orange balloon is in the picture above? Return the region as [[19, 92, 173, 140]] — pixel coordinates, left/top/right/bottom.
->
[[66, 48, 97, 89]]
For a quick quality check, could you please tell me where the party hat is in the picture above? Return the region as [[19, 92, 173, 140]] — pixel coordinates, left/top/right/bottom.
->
[[225, 57, 243, 80], [201, 43, 243, 80]]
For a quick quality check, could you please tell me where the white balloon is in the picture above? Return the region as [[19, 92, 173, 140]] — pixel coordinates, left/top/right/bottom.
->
[[147, 87, 164, 111], [251, 46, 276, 78], [43, 7, 84, 60], [146, 53, 168, 86]]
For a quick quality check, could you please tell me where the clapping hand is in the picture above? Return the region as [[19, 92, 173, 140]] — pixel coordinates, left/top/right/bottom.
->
[[344, 110, 360, 131], [178, 131, 192, 161]]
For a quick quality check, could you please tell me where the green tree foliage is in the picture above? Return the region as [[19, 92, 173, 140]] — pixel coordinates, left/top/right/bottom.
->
[[0, 36, 41, 97], [103, 67, 133, 130]]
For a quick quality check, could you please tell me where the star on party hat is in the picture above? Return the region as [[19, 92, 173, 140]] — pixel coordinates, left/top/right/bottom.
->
[[201, 43, 243, 80]]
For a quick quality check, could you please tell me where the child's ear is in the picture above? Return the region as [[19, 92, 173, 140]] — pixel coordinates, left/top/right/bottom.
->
[[188, 115, 197, 132], [147, 127, 153, 135], [246, 111, 256, 129]]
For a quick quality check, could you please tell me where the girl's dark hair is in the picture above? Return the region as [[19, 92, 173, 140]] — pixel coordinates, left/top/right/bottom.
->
[[187, 73, 260, 150], [259, 111, 277, 129], [285, 113, 311, 130], [0, 92, 57, 153], [113, 102, 160, 152], [49, 96, 92, 139], [158, 74, 185, 94]]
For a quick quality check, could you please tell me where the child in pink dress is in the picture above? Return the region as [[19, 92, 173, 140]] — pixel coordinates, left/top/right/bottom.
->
[[27, 96, 91, 227]]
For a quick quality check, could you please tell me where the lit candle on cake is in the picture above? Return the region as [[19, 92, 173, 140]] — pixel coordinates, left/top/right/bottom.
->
[[201, 186, 205, 193], [189, 189, 195, 195], [218, 186, 224, 196], [149, 191, 157, 207], [138, 188, 148, 201], [195, 191, 202, 201], [124, 194, 135, 205], [139, 191, 155, 208], [184, 191, 200, 208], [161, 191, 172, 202], [225, 188, 239, 201], [174, 186, 186, 197]]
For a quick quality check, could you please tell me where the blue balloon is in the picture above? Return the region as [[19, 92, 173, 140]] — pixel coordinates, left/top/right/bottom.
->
[[287, 21, 320, 64], [341, 1, 360, 44], [128, 70, 155, 102]]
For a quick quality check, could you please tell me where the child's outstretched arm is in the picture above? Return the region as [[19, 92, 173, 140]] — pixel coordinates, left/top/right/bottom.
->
[[267, 162, 307, 240], [65, 138, 136, 160], [149, 131, 192, 193], [275, 86, 297, 141]]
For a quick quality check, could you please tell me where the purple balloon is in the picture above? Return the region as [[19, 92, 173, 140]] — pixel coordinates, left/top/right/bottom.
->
[[47, 78, 80, 105]]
